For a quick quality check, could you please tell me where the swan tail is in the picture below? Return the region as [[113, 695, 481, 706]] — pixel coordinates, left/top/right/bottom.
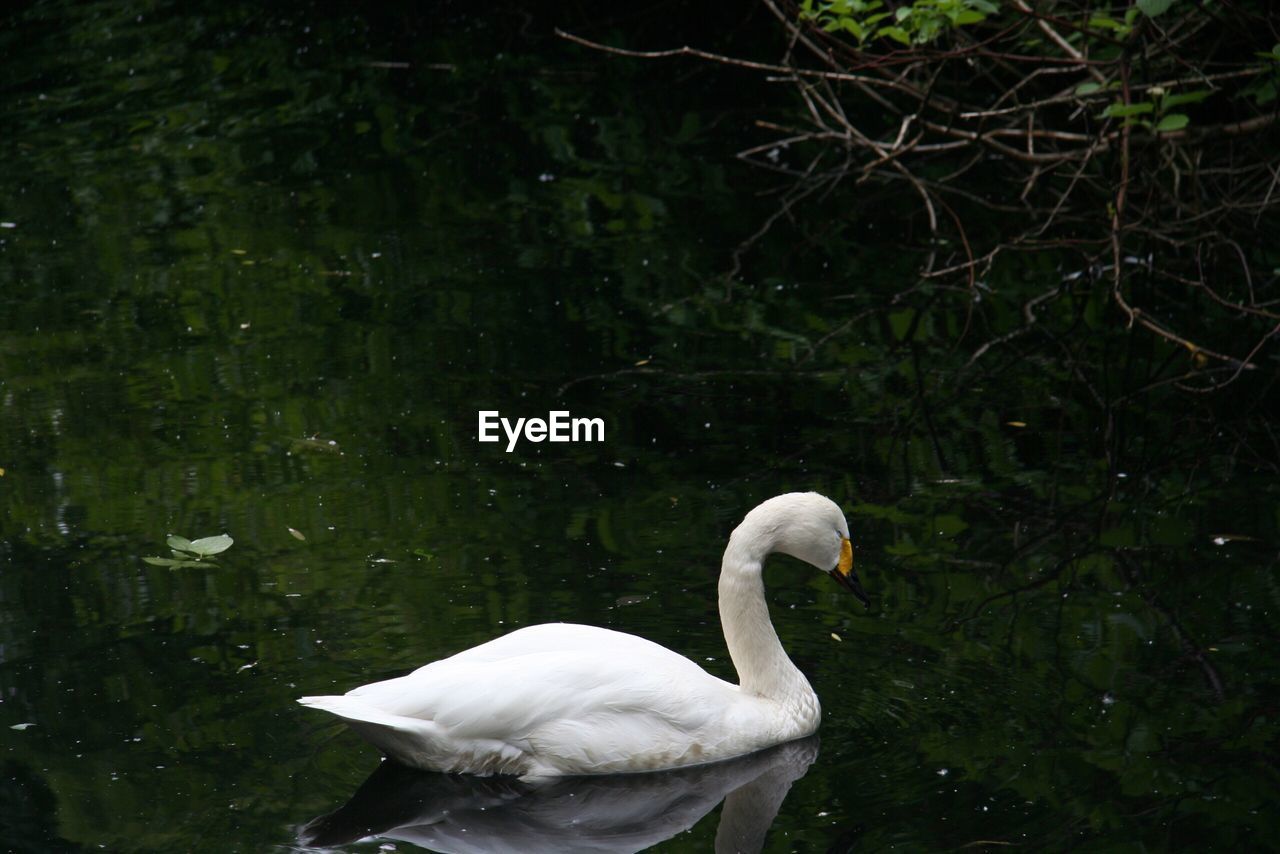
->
[[298, 695, 446, 766], [298, 694, 422, 730], [297, 695, 530, 775]]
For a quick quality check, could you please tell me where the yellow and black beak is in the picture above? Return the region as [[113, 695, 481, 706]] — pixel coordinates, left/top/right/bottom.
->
[[829, 537, 870, 607]]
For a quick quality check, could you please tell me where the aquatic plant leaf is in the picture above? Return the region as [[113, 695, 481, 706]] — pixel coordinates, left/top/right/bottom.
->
[[144, 557, 196, 567], [187, 534, 234, 556], [167, 535, 194, 552]]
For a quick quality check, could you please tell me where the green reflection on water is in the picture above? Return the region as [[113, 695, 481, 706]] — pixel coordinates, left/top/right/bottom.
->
[[1, 2, 1277, 852]]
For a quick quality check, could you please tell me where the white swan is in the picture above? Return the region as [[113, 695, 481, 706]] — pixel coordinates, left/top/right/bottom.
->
[[298, 492, 868, 777]]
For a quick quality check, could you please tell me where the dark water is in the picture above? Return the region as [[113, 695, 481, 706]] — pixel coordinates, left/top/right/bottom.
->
[[2, 3, 1277, 852]]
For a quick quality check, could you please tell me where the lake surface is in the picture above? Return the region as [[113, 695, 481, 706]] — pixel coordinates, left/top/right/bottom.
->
[[2, 3, 1277, 852]]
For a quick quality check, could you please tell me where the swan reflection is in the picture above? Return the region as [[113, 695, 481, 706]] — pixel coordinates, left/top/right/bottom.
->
[[301, 736, 818, 853]]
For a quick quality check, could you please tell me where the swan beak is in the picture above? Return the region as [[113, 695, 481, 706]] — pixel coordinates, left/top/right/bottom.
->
[[830, 537, 870, 607]]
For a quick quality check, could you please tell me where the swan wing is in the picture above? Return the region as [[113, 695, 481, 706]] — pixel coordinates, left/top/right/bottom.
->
[[303, 624, 743, 774], [408, 622, 689, 667]]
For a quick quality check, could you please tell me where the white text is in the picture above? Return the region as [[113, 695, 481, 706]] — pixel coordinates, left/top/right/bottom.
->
[[477, 410, 605, 452]]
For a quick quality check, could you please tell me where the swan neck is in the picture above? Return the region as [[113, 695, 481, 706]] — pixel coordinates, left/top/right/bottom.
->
[[718, 537, 808, 699]]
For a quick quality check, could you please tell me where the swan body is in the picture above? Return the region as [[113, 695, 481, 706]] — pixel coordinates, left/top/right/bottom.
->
[[299, 492, 867, 777]]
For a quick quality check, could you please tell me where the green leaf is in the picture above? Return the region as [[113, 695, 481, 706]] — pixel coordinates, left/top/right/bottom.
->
[[1155, 113, 1189, 132], [166, 534, 194, 552], [839, 18, 867, 40], [953, 10, 985, 25], [878, 26, 912, 46], [187, 534, 234, 556], [1103, 101, 1154, 118], [143, 557, 207, 567], [933, 514, 970, 536], [1075, 82, 1102, 96], [1161, 89, 1211, 110], [1137, 0, 1173, 16], [1088, 15, 1128, 33], [889, 309, 915, 341]]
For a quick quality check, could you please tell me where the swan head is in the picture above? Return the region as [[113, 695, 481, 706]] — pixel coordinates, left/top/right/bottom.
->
[[733, 492, 870, 607]]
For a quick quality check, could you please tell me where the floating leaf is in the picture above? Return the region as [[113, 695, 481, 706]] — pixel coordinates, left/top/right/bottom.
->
[[288, 527, 306, 541], [143, 557, 208, 568], [187, 534, 234, 556], [292, 436, 343, 454], [10, 723, 35, 731], [167, 535, 194, 552]]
